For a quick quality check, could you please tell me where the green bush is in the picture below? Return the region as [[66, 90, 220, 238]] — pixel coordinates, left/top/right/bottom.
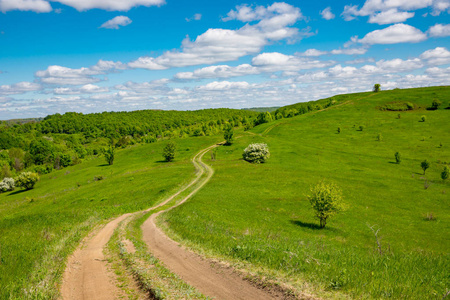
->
[[242, 143, 270, 164], [308, 181, 345, 228], [15, 172, 39, 190], [223, 126, 234, 145], [420, 115, 427, 122], [395, 152, 401, 164], [373, 83, 381, 92], [430, 99, 442, 110], [163, 141, 176, 162], [421, 160, 430, 175], [441, 166, 449, 181], [103, 146, 115, 165]]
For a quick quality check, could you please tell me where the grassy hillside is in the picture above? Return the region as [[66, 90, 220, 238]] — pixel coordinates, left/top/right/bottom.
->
[[160, 87, 450, 299], [0, 136, 219, 299]]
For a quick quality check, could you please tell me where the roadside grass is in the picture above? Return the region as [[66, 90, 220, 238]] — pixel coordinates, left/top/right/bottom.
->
[[0, 136, 217, 299], [160, 87, 450, 299]]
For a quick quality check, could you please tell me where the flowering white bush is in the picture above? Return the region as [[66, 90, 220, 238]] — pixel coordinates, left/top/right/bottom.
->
[[242, 143, 270, 163], [0, 177, 15, 192], [15, 172, 39, 190]]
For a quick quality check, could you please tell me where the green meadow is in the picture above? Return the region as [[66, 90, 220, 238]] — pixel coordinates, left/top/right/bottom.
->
[[0, 86, 448, 299], [160, 87, 450, 299], [0, 136, 217, 299]]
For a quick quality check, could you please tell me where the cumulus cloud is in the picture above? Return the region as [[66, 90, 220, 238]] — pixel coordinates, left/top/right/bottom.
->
[[0, 82, 42, 95], [197, 81, 251, 91], [330, 48, 368, 55], [100, 16, 132, 29], [300, 49, 328, 56], [427, 23, 450, 37], [52, 84, 109, 95], [320, 7, 335, 20], [342, 0, 448, 22], [0, 0, 165, 13], [0, 0, 52, 13], [357, 23, 427, 44], [35, 60, 127, 85], [175, 64, 259, 80], [129, 2, 305, 70], [420, 47, 450, 65], [368, 9, 414, 24], [251, 52, 335, 72], [186, 13, 202, 22], [51, 0, 165, 12]]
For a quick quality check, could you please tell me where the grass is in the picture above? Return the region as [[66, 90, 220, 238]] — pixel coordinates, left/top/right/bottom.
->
[[160, 86, 450, 299], [0, 86, 448, 299], [0, 136, 218, 299]]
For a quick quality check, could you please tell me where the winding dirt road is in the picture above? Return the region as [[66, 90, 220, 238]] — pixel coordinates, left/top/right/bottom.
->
[[61, 142, 280, 299]]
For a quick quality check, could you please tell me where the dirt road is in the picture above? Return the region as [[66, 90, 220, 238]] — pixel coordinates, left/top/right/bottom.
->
[[61, 142, 280, 299]]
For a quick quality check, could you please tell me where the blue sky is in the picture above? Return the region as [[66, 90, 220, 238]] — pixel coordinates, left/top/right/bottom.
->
[[0, 0, 449, 119]]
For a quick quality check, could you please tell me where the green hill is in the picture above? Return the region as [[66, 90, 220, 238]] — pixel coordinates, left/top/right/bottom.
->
[[162, 86, 450, 299], [0, 86, 448, 299]]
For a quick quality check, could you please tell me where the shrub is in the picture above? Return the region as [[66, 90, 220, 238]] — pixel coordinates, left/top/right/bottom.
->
[[376, 133, 383, 141], [395, 152, 401, 164], [337, 127, 341, 134], [163, 141, 176, 162], [430, 99, 442, 110], [308, 181, 345, 228], [103, 145, 115, 165], [358, 125, 364, 131], [441, 166, 449, 181], [223, 126, 234, 145], [0, 177, 15, 192], [373, 83, 381, 92], [421, 160, 430, 175], [420, 115, 426, 122], [242, 143, 270, 164], [15, 172, 39, 190]]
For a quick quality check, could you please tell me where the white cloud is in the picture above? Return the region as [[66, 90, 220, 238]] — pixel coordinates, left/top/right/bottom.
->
[[375, 58, 423, 72], [175, 64, 259, 80], [358, 24, 427, 44], [129, 2, 304, 70], [53, 84, 109, 95], [0, 81, 42, 95], [368, 9, 414, 24], [420, 47, 450, 65], [51, 0, 165, 11], [320, 7, 335, 20], [186, 13, 202, 22], [0, 0, 52, 13], [427, 23, 450, 37], [100, 16, 132, 29], [342, 0, 449, 22], [35, 60, 126, 85], [197, 81, 251, 91], [330, 48, 368, 55], [252, 52, 334, 72], [300, 49, 328, 56]]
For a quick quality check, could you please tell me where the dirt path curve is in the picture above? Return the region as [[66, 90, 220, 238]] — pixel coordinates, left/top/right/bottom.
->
[[61, 213, 131, 300], [142, 145, 279, 300]]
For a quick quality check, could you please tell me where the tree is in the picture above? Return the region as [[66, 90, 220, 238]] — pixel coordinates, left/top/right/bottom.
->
[[421, 159, 430, 175], [373, 84, 381, 92], [15, 172, 39, 190], [395, 152, 401, 164], [163, 141, 176, 162], [103, 145, 115, 165], [223, 125, 234, 145], [308, 181, 345, 228], [441, 166, 449, 181], [242, 143, 270, 163]]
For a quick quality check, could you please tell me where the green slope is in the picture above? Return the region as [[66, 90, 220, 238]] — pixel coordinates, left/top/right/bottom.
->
[[161, 86, 450, 299]]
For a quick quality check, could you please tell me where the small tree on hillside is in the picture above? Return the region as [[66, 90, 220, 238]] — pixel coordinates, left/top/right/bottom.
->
[[441, 166, 449, 181], [223, 125, 234, 145], [373, 84, 381, 92], [103, 145, 115, 165], [395, 152, 401, 164], [421, 159, 430, 175], [308, 181, 345, 229], [163, 141, 176, 162]]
